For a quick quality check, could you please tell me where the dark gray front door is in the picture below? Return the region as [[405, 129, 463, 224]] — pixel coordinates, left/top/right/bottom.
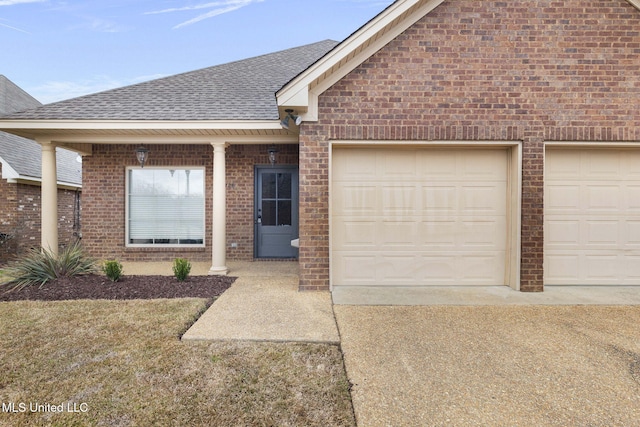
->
[[255, 167, 299, 258]]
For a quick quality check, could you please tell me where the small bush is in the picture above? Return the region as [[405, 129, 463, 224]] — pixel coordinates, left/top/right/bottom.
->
[[102, 260, 123, 282], [173, 258, 191, 282], [1, 242, 97, 291]]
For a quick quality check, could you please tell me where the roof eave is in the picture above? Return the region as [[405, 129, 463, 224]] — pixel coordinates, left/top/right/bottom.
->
[[0, 119, 299, 145], [0, 119, 285, 131]]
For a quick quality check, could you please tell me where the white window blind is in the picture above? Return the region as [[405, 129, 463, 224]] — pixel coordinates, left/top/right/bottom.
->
[[127, 168, 205, 246]]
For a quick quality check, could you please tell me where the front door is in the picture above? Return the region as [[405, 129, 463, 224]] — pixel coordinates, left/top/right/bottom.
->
[[255, 166, 299, 258]]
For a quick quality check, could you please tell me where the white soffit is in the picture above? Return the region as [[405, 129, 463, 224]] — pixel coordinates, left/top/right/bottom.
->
[[276, 0, 445, 120], [627, 0, 640, 11]]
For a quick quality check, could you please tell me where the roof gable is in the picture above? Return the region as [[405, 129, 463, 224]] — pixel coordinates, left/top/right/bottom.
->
[[277, 0, 640, 121]]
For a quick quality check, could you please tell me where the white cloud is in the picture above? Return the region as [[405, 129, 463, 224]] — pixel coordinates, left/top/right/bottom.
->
[[28, 74, 168, 104], [70, 17, 129, 33], [145, 0, 264, 29], [0, 18, 29, 33], [0, 0, 45, 6]]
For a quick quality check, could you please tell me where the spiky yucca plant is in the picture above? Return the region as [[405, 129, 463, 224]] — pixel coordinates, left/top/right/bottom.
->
[[1, 242, 98, 291]]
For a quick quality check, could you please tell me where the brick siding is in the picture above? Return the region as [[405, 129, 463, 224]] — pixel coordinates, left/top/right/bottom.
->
[[82, 144, 298, 263], [0, 161, 80, 264], [299, 0, 640, 291]]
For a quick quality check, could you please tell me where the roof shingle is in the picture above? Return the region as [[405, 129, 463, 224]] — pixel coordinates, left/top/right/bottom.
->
[[4, 40, 339, 121]]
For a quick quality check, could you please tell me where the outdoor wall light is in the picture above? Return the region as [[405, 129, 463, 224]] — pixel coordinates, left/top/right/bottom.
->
[[268, 146, 278, 165], [135, 146, 149, 168], [280, 109, 302, 130]]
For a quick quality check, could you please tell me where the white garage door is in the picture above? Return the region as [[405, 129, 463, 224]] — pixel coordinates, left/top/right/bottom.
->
[[331, 147, 508, 287], [545, 148, 640, 285]]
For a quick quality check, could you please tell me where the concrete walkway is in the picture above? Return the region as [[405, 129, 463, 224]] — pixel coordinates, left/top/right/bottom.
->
[[181, 261, 340, 344]]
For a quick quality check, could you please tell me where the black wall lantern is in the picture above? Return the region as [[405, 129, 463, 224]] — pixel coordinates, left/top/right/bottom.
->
[[268, 146, 278, 165], [136, 146, 149, 168]]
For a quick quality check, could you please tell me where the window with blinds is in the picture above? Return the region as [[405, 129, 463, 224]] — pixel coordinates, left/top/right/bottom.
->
[[126, 168, 205, 247]]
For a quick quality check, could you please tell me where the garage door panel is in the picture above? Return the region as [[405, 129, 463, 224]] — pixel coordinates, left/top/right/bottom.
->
[[627, 186, 640, 210], [334, 255, 378, 284], [545, 148, 640, 285], [585, 220, 620, 246], [586, 185, 620, 211], [585, 152, 622, 178], [546, 220, 580, 247], [333, 185, 377, 215], [422, 185, 457, 213], [382, 186, 417, 214], [381, 221, 419, 247], [626, 221, 640, 245], [546, 255, 580, 281], [585, 255, 619, 279], [419, 151, 458, 180], [460, 184, 507, 214], [332, 147, 508, 287], [378, 255, 422, 282], [461, 220, 506, 248], [419, 221, 457, 246], [334, 219, 377, 248], [463, 255, 505, 283], [333, 148, 377, 180], [381, 151, 417, 178], [546, 185, 581, 213]]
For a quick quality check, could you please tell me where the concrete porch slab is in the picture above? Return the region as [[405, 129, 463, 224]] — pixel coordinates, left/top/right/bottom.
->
[[332, 285, 640, 305], [182, 261, 340, 344]]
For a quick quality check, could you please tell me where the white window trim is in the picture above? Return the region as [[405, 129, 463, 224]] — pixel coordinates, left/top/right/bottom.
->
[[125, 166, 206, 248]]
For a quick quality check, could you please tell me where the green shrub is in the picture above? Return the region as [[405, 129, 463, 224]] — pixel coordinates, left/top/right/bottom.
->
[[173, 258, 191, 282], [1, 242, 98, 291], [102, 260, 123, 282]]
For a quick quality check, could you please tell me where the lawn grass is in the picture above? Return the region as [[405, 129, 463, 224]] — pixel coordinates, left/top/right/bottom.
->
[[0, 299, 355, 426]]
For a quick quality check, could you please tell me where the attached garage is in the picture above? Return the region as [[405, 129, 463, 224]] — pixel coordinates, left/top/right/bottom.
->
[[545, 147, 640, 285], [331, 144, 521, 289]]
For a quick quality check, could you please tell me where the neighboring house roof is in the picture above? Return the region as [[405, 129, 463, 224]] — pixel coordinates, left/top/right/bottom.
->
[[0, 134, 82, 187], [2, 40, 339, 122], [0, 75, 81, 187]]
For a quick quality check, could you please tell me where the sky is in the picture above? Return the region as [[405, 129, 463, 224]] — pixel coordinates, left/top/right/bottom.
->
[[1, 0, 395, 105]]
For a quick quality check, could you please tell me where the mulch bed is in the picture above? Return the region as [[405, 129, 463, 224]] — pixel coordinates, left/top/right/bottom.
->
[[0, 274, 236, 302]]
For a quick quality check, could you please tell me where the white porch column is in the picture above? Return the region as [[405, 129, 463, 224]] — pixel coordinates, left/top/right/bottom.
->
[[40, 141, 59, 255], [209, 142, 228, 275]]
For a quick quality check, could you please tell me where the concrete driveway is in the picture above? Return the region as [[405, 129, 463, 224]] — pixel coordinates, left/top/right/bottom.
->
[[334, 305, 640, 426]]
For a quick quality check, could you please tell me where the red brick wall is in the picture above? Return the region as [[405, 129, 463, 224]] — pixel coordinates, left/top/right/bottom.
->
[[83, 144, 213, 262], [82, 144, 298, 263], [0, 165, 80, 265], [226, 144, 299, 259], [0, 162, 17, 263], [299, 0, 640, 291]]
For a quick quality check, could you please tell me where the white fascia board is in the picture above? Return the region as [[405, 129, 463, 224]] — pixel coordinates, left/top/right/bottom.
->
[[0, 156, 19, 181], [627, 0, 640, 11], [277, 0, 445, 120], [0, 119, 284, 131]]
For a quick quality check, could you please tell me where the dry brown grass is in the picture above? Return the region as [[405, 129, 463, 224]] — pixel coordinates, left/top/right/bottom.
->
[[0, 299, 355, 426]]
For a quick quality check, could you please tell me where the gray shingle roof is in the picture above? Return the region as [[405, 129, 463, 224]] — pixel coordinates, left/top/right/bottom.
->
[[0, 76, 81, 186], [4, 40, 339, 121], [0, 75, 41, 115], [0, 133, 82, 186]]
